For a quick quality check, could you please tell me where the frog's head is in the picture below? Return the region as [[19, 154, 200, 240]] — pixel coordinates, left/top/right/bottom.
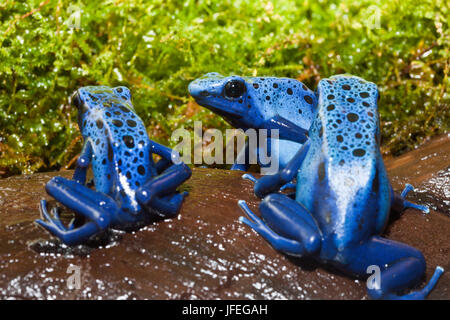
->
[[188, 73, 250, 127], [189, 73, 317, 130], [71, 86, 134, 130]]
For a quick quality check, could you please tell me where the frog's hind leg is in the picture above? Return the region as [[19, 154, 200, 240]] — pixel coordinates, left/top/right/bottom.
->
[[36, 176, 117, 246], [238, 193, 321, 256], [149, 192, 189, 218], [345, 236, 444, 300], [391, 183, 429, 214], [136, 163, 191, 218], [136, 163, 191, 204]]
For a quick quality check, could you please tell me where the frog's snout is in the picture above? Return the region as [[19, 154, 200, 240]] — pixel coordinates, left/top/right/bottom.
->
[[188, 81, 211, 99]]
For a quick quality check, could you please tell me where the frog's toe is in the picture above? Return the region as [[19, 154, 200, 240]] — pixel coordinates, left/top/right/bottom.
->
[[39, 200, 68, 230], [39, 200, 55, 222], [50, 207, 68, 230], [68, 218, 76, 230], [401, 183, 415, 198], [242, 174, 257, 184], [402, 185, 430, 214], [404, 201, 430, 214], [396, 183, 430, 214], [280, 182, 296, 191], [35, 218, 64, 239], [238, 216, 258, 230], [237, 200, 263, 225]]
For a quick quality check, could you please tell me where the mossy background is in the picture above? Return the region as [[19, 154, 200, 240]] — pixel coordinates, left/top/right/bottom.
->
[[0, 0, 448, 176]]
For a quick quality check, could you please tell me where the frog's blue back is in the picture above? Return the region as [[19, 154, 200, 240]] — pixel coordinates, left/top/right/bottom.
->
[[296, 75, 391, 256], [76, 86, 156, 214], [243, 77, 316, 131]]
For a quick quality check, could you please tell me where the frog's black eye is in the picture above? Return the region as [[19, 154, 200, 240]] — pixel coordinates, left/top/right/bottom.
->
[[224, 80, 246, 99], [71, 91, 82, 109]]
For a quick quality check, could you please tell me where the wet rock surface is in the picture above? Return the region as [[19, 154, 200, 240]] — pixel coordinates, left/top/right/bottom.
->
[[0, 135, 449, 300]]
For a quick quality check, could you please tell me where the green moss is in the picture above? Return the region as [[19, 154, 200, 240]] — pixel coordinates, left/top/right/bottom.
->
[[0, 0, 449, 176]]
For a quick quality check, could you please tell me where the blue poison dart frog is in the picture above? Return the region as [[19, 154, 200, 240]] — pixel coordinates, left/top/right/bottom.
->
[[36, 86, 192, 246], [188, 73, 317, 172], [238, 75, 444, 299]]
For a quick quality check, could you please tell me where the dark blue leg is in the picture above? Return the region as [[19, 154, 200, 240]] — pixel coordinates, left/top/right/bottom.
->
[[149, 192, 189, 218], [36, 176, 117, 245], [155, 158, 172, 174], [238, 193, 321, 256], [72, 141, 93, 185], [280, 182, 296, 191], [136, 163, 191, 206], [345, 236, 443, 300], [263, 115, 309, 144], [242, 140, 310, 198], [391, 183, 429, 214], [231, 140, 251, 171], [151, 141, 181, 164]]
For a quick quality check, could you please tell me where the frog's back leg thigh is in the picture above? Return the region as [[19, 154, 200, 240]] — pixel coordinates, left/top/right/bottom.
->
[[36, 176, 117, 245], [344, 236, 443, 300], [136, 163, 191, 205], [45, 176, 105, 208], [238, 193, 321, 256]]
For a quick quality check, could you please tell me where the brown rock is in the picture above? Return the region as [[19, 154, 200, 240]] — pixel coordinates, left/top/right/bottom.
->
[[0, 135, 448, 299]]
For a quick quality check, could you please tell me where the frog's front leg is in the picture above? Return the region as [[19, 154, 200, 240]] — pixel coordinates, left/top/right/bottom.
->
[[238, 193, 321, 256], [231, 140, 251, 171], [36, 176, 117, 245], [344, 236, 443, 300], [243, 140, 310, 198], [72, 140, 93, 185], [263, 115, 309, 144], [136, 163, 191, 218], [390, 184, 429, 214]]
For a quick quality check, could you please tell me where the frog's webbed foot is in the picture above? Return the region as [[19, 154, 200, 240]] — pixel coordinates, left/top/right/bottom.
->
[[238, 195, 320, 256], [385, 266, 444, 300], [400, 184, 429, 213], [37, 200, 74, 233], [238, 200, 265, 231], [37, 200, 97, 246], [345, 236, 443, 300], [36, 176, 116, 246], [392, 183, 429, 214]]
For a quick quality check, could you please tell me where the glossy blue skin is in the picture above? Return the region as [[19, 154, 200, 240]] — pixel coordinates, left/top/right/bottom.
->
[[36, 86, 192, 246], [188, 73, 316, 171], [239, 75, 443, 299]]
